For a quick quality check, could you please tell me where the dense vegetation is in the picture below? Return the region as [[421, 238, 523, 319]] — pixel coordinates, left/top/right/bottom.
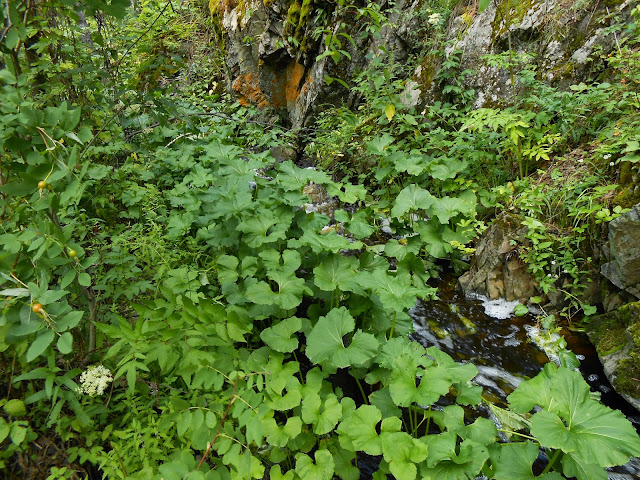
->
[[1, 0, 640, 479]]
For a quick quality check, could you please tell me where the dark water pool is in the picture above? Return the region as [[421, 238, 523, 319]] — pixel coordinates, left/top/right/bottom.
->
[[408, 282, 640, 480]]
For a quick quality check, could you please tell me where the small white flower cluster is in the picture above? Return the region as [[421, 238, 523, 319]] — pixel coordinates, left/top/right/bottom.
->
[[604, 154, 612, 160], [78, 365, 113, 397], [428, 12, 442, 25]]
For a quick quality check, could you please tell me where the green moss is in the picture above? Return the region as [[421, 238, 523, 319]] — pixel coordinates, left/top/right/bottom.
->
[[615, 352, 640, 397], [460, 316, 478, 334], [282, 0, 314, 55], [587, 302, 640, 399], [490, 0, 537, 39]]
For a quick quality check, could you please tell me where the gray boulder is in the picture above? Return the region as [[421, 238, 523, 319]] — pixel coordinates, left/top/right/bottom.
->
[[602, 204, 640, 299]]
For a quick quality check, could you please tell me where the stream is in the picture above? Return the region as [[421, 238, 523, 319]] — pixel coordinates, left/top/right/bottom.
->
[[408, 279, 640, 479]]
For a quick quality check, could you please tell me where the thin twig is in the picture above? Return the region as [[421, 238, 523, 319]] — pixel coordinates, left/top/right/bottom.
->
[[113, 0, 173, 80], [197, 379, 238, 470]]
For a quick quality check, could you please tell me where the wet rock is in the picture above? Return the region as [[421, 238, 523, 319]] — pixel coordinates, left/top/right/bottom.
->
[[602, 204, 640, 299], [586, 302, 640, 413], [458, 213, 536, 303]]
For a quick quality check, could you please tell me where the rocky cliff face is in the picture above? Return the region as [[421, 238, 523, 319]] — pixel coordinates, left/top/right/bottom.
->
[[213, 0, 634, 129], [416, 0, 636, 107]]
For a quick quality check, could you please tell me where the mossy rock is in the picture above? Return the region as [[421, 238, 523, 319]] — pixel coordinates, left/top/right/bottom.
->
[[586, 302, 640, 410]]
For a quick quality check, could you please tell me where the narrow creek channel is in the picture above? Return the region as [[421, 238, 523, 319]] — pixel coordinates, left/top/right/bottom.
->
[[407, 278, 640, 479]]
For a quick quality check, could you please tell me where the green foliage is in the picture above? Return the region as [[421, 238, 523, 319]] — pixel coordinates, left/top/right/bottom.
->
[[2, 0, 640, 478]]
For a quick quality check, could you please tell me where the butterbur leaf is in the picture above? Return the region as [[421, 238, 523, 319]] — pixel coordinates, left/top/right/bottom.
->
[[391, 184, 434, 218], [429, 158, 468, 181], [491, 441, 564, 480], [265, 376, 302, 411], [237, 213, 288, 247], [270, 465, 295, 480], [326, 182, 367, 203], [419, 439, 488, 480], [289, 229, 363, 254], [513, 304, 528, 316], [306, 307, 379, 368], [414, 221, 452, 258], [246, 272, 308, 310], [357, 268, 421, 312], [380, 427, 428, 480], [421, 432, 457, 468], [337, 404, 382, 455], [508, 364, 640, 468], [302, 393, 342, 434], [428, 191, 476, 224], [265, 415, 303, 447], [295, 450, 334, 480], [561, 454, 607, 480], [394, 155, 430, 176], [313, 255, 362, 293], [366, 134, 395, 155], [260, 317, 301, 353]]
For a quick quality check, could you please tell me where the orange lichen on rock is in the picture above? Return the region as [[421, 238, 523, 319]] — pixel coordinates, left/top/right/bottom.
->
[[285, 62, 306, 107], [232, 72, 269, 108], [269, 60, 307, 109]]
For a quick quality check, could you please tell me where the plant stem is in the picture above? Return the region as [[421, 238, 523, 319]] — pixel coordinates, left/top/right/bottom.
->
[[198, 379, 238, 470], [354, 373, 368, 405], [388, 311, 397, 339], [497, 429, 538, 441], [541, 449, 561, 474]]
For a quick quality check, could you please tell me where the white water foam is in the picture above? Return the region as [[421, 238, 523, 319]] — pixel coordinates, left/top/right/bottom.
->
[[465, 292, 522, 320]]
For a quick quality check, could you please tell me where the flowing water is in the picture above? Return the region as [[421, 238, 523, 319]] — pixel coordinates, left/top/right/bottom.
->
[[409, 279, 640, 480]]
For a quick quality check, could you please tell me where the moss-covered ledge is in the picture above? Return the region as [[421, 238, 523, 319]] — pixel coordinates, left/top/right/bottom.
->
[[586, 302, 640, 412]]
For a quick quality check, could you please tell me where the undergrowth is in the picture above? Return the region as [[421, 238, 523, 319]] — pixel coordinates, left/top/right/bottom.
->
[[1, 0, 640, 479]]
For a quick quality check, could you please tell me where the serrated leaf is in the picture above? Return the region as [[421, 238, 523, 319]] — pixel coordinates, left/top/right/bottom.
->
[[295, 450, 334, 480], [260, 317, 301, 353], [337, 404, 382, 455], [289, 229, 363, 254], [419, 439, 488, 480], [391, 184, 435, 218], [313, 255, 362, 293], [429, 158, 468, 181], [357, 268, 421, 312], [56, 311, 83, 331], [561, 454, 607, 480], [508, 364, 640, 468], [306, 307, 379, 368], [491, 441, 564, 480], [414, 221, 452, 258], [265, 415, 303, 447], [302, 393, 343, 435], [390, 348, 477, 407], [269, 465, 295, 480], [366, 134, 395, 155], [381, 430, 428, 480], [428, 192, 476, 224]]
